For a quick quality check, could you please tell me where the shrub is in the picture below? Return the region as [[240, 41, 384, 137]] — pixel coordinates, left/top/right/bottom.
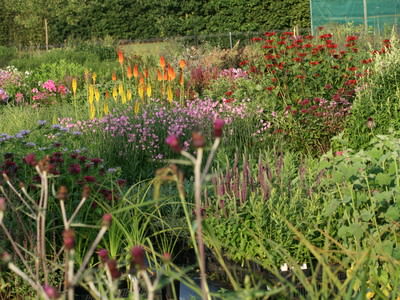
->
[[343, 38, 399, 149]]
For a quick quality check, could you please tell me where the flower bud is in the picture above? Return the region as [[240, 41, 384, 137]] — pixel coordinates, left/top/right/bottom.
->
[[56, 186, 68, 201], [165, 135, 181, 153], [192, 132, 205, 148], [0, 252, 11, 263], [106, 259, 121, 280], [367, 117, 375, 129], [63, 229, 75, 250], [213, 119, 225, 137], [131, 245, 146, 270], [43, 285, 60, 299], [161, 252, 171, 264], [97, 249, 109, 263], [82, 185, 91, 198], [0, 197, 6, 212], [102, 213, 112, 227], [38, 156, 50, 173]]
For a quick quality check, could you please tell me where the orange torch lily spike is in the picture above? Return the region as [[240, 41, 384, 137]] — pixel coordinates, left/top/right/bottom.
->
[[179, 71, 184, 86], [179, 59, 186, 70], [117, 50, 124, 65], [157, 70, 163, 81], [127, 66, 133, 80], [167, 65, 176, 81], [133, 65, 139, 78], [112, 72, 117, 81], [160, 56, 166, 68]]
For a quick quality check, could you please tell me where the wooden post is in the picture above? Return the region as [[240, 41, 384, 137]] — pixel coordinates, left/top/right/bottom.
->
[[44, 18, 49, 51]]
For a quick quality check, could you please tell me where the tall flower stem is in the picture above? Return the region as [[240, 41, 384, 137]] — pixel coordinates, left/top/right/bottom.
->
[[193, 148, 210, 300]]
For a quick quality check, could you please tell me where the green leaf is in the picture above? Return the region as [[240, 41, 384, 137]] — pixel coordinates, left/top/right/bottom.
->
[[348, 223, 364, 240], [375, 173, 392, 186], [384, 206, 400, 221]]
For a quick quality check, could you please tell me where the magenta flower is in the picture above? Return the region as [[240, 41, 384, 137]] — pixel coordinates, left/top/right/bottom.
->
[[166, 135, 181, 152], [68, 164, 81, 174], [213, 119, 225, 137], [23, 153, 37, 166], [43, 285, 60, 299], [84, 176, 96, 183], [102, 213, 112, 227], [131, 245, 146, 270], [97, 249, 109, 263]]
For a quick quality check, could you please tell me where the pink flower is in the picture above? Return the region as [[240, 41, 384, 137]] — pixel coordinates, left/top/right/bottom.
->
[[42, 80, 57, 93]]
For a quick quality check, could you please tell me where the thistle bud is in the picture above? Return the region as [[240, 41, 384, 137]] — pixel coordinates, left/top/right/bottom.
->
[[43, 285, 60, 299], [102, 213, 112, 227], [213, 119, 225, 137], [165, 135, 181, 153], [82, 185, 91, 199], [38, 156, 50, 173], [0, 197, 6, 212], [192, 132, 205, 148], [63, 229, 75, 250], [367, 117, 375, 129], [106, 259, 121, 280], [56, 186, 68, 201], [131, 246, 146, 270], [161, 252, 171, 264], [0, 252, 11, 263], [97, 249, 109, 263]]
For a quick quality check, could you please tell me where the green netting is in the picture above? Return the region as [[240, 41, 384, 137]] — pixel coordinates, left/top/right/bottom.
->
[[311, 0, 400, 33]]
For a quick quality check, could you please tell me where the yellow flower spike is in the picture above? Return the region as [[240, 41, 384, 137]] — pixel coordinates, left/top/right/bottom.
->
[[94, 88, 100, 103], [138, 84, 144, 100], [118, 83, 124, 96], [366, 292, 375, 299], [72, 78, 77, 96], [89, 103, 96, 119], [146, 84, 152, 97], [88, 85, 95, 104], [167, 86, 173, 103], [127, 89, 132, 102], [112, 86, 118, 102], [92, 72, 97, 84], [134, 101, 140, 115], [121, 92, 127, 104], [103, 102, 109, 115]]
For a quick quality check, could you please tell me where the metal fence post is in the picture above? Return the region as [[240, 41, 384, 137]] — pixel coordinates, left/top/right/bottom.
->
[[363, 0, 368, 33], [229, 32, 233, 49]]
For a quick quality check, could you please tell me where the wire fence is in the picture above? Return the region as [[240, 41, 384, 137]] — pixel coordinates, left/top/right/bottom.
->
[[8, 29, 313, 52], [5, 24, 398, 52]]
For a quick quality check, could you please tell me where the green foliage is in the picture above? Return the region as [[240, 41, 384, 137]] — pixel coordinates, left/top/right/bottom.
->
[[344, 38, 400, 150], [320, 134, 400, 254], [204, 151, 323, 266], [0, 46, 17, 67], [29, 59, 85, 83]]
